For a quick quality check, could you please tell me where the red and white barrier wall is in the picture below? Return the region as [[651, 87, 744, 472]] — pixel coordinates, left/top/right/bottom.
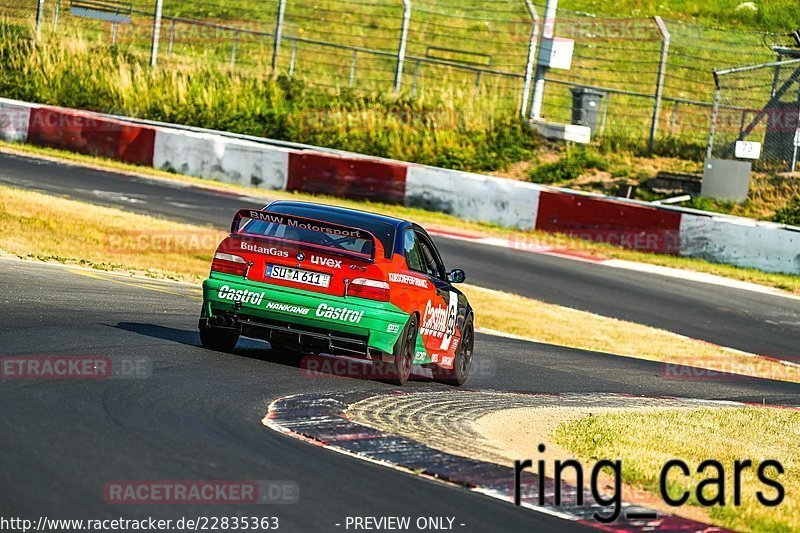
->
[[1, 97, 798, 274]]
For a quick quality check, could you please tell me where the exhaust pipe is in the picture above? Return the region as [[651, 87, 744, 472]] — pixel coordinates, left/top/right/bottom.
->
[[225, 316, 237, 328], [213, 315, 225, 326]]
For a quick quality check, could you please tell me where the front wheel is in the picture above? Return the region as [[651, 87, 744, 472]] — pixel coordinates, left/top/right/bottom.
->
[[433, 316, 474, 387], [375, 314, 417, 386], [199, 325, 239, 352]]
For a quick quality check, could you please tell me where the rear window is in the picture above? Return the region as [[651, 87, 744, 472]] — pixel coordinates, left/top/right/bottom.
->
[[263, 204, 396, 259], [241, 217, 375, 258]]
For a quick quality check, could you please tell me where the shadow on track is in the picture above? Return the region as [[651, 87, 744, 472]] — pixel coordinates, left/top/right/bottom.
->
[[108, 322, 306, 368]]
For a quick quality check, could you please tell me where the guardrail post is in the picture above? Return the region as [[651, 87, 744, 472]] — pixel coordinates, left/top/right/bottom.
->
[[649, 16, 670, 153], [150, 0, 164, 67], [394, 0, 411, 92], [349, 50, 358, 87], [271, 0, 287, 78], [52, 0, 60, 32], [34, 0, 45, 40], [289, 40, 298, 75], [231, 31, 239, 70], [519, 0, 539, 117], [167, 18, 175, 56], [530, 0, 557, 119]]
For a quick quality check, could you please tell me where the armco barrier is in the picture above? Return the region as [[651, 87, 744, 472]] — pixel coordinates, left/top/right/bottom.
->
[[680, 214, 800, 274], [153, 129, 290, 190], [287, 152, 407, 204], [27, 107, 155, 166], [536, 190, 683, 254], [0, 98, 34, 143], [1, 96, 798, 275], [405, 166, 541, 229]]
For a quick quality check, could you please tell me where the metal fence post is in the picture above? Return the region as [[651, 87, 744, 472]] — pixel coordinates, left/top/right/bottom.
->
[[394, 0, 411, 92], [519, 0, 539, 117], [649, 16, 670, 153], [35, 0, 45, 40], [271, 0, 287, 77], [150, 0, 164, 67], [530, 0, 557, 119], [706, 71, 721, 161]]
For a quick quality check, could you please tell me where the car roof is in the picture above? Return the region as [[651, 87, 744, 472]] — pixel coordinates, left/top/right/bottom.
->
[[265, 200, 409, 230]]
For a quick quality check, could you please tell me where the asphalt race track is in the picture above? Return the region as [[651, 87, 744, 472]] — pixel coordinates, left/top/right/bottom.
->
[[1, 152, 798, 361], [1, 152, 800, 531], [1, 260, 799, 532]]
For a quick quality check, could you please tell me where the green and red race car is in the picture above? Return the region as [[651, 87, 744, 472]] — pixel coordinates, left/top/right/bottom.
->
[[199, 201, 474, 385]]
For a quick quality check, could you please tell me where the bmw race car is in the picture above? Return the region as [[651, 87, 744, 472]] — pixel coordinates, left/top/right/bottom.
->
[[199, 201, 474, 386]]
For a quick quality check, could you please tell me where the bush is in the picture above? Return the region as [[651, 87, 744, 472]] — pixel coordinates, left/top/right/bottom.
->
[[772, 197, 800, 226], [526, 146, 609, 184], [0, 25, 538, 174]]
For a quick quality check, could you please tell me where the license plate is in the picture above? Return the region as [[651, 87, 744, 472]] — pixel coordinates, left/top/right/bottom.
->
[[267, 264, 331, 288]]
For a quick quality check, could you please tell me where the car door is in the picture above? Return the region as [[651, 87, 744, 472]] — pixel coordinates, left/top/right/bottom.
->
[[413, 230, 461, 366]]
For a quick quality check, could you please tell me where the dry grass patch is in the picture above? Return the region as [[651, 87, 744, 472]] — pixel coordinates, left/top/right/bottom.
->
[[461, 284, 800, 383], [0, 185, 222, 282]]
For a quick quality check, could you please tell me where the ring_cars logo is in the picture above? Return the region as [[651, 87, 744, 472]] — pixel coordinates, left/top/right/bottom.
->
[[316, 303, 365, 324], [420, 292, 458, 351], [310, 255, 342, 268], [217, 285, 265, 305], [241, 241, 289, 258]]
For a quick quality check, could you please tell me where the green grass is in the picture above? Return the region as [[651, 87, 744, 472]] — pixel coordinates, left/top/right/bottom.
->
[[556, 407, 800, 532], [0, 22, 538, 173], [2, 0, 795, 157]]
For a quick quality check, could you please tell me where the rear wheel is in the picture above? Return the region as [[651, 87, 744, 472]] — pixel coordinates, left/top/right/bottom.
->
[[199, 325, 239, 352], [376, 314, 417, 386], [433, 316, 474, 386]]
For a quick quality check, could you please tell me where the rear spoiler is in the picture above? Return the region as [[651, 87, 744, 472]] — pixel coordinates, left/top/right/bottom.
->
[[231, 209, 381, 261]]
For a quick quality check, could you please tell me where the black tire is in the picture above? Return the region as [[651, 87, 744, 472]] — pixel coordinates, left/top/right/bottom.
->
[[376, 314, 418, 386], [199, 326, 239, 352], [433, 316, 474, 386]]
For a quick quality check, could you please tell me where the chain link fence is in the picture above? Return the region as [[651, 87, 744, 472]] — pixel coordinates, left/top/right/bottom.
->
[[1, 0, 798, 162], [708, 56, 800, 171]]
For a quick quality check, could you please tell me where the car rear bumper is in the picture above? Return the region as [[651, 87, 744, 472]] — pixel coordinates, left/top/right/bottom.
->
[[201, 273, 409, 355]]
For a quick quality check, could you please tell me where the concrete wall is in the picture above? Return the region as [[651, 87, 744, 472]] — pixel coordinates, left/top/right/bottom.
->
[[153, 129, 290, 190], [1, 96, 798, 275]]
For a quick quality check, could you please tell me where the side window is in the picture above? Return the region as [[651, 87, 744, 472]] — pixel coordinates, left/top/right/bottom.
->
[[418, 237, 445, 280], [404, 230, 426, 273]]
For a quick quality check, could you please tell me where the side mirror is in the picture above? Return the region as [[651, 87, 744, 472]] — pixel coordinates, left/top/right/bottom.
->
[[447, 268, 467, 284]]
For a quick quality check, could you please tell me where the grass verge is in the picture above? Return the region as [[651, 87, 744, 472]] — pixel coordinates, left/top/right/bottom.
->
[[2, 140, 798, 294], [1, 183, 797, 384], [555, 408, 800, 532]]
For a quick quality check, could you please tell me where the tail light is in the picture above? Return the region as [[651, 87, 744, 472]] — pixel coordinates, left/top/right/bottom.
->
[[349, 278, 390, 301], [211, 252, 247, 276]]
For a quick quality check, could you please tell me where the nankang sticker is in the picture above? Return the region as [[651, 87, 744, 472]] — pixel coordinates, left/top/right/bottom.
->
[[316, 303, 365, 324], [265, 302, 310, 315], [240, 241, 289, 258], [386, 323, 401, 333], [388, 273, 428, 288], [217, 285, 265, 305]]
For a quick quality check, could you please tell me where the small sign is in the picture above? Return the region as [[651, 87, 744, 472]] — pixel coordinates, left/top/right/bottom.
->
[[538, 38, 574, 70], [734, 140, 761, 160], [794, 128, 800, 148]]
